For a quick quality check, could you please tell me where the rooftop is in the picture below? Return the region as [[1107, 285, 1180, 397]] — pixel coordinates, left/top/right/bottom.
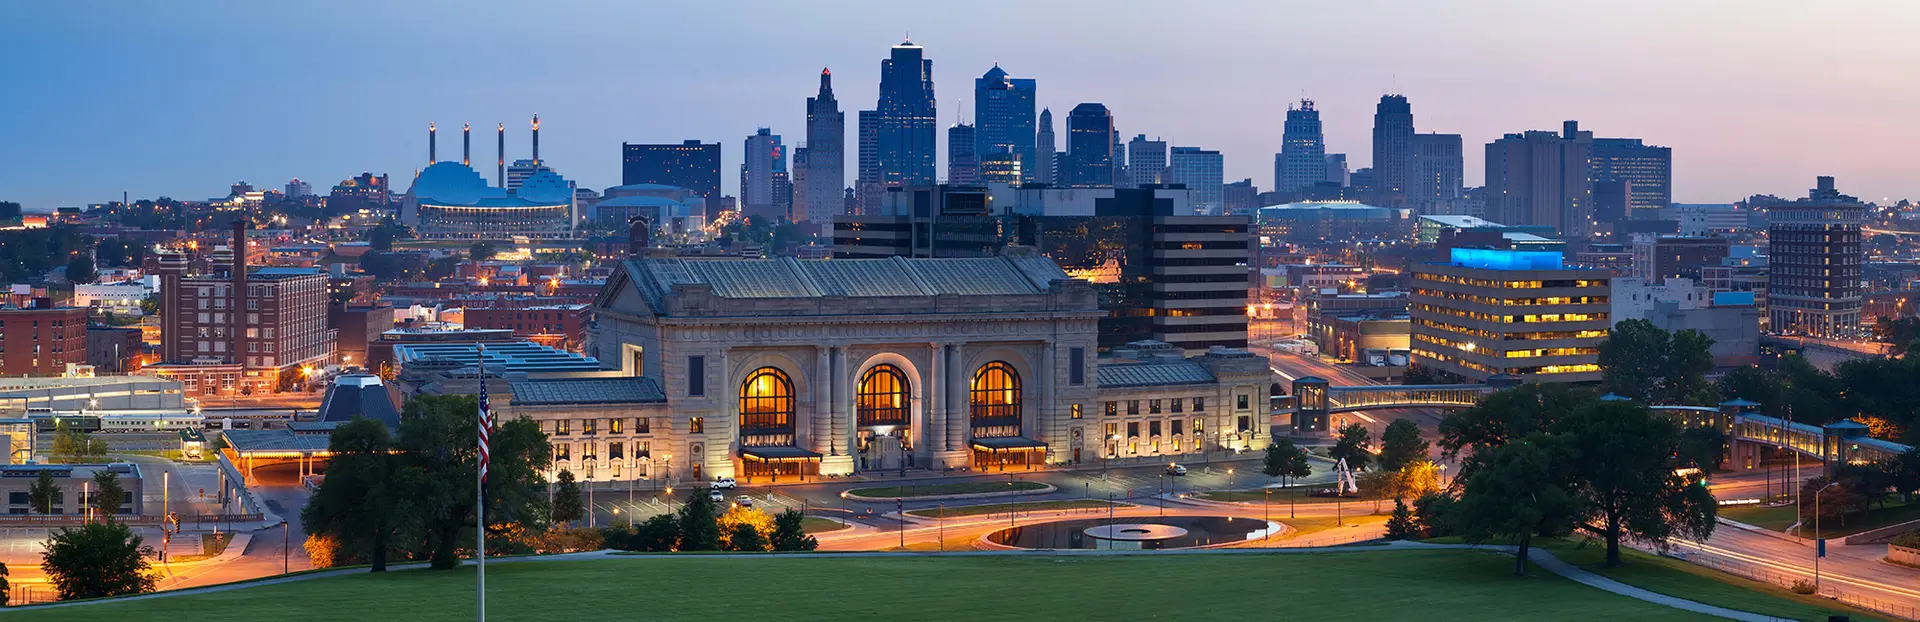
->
[[509, 376, 667, 406], [1419, 214, 1505, 228], [624, 255, 1072, 306], [392, 341, 601, 374], [1096, 361, 1217, 388]]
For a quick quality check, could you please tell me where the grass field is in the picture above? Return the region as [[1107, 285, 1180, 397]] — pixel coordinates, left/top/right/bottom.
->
[[846, 481, 1047, 498], [5, 550, 1809, 621], [1539, 537, 1885, 621], [902, 499, 1118, 519], [799, 517, 849, 534], [1194, 486, 1360, 506], [1719, 499, 1920, 538]]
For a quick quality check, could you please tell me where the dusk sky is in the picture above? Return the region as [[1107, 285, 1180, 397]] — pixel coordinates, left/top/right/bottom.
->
[[4, 1, 1918, 210]]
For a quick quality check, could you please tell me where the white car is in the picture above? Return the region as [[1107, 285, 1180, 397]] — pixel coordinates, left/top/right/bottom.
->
[[708, 490, 726, 503], [1165, 463, 1188, 476], [709, 477, 737, 490], [735, 495, 755, 508]]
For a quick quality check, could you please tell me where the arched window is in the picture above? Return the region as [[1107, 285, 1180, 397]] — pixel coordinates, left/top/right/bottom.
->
[[970, 361, 1022, 434], [739, 367, 794, 439], [857, 364, 910, 427]]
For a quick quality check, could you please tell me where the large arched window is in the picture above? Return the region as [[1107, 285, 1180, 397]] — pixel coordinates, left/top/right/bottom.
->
[[857, 364, 910, 427], [970, 361, 1022, 435], [739, 367, 794, 440]]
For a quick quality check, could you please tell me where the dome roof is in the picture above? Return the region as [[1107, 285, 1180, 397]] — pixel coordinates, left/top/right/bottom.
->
[[408, 162, 509, 206], [516, 169, 574, 204]]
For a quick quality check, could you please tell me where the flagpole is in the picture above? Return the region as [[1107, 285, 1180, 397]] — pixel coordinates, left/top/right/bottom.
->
[[477, 344, 487, 622]]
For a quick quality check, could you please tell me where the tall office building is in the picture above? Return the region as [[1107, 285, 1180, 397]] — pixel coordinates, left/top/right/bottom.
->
[[1112, 130, 1128, 188], [1370, 95, 1416, 207], [1591, 137, 1672, 215], [791, 147, 810, 224], [1410, 248, 1609, 383], [1766, 176, 1865, 338], [947, 123, 980, 185], [1062, 103, 1115, 188], [1223, 179, 1259, 215], [740, 128, 787, 222], [1126, 135, 1167, 188], [1168, 147, 1224, 214], [1325, 154, 1349, 187], [973, 64, 1037, 183], [855, 110, 883, 214], [621, 140, 721, 202], [284, 178, 312, 198], [1484, 121, 1595, 237], [1275, 99, 1326, 194], [876, 40, 937, 188], [1034, 108, 1057, 186], [1413, 133, 1464, 211], [801, 68, 845, 229]]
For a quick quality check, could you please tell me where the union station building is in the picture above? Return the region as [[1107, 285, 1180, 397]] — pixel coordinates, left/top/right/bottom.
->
[[510, 249, 1271, 484]]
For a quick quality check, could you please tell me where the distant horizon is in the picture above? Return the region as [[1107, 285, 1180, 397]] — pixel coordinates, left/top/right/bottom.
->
[[4, 1, 1919, 210]]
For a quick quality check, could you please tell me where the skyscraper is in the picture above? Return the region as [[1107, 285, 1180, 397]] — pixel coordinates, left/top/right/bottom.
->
[[876, 40, 937, 188], [1485, 121, 1595, 237], [1412, 132, 1464, 211], [1168, 147, 1224, 213], [855, 109, 882, 214], [1767, 176, 1864, 338], [802, 68, 845, 229], [1062, 103, 1114, 188], [740, 128, 786, 222], [1325, 154, 1349, 187], [1223, 178, 1259, 215], [1370, 95, 1415, 207], [621, 140, 721, 202], [1275, 99, 1326, 194], [1112, 130, 1128, 188], [973, 64, 1037, 183], [947, 123, 979, 185], [1591, 137, 1673, 215], [1034, 108, 1057, 186], [1126, 135, 1167, 188]]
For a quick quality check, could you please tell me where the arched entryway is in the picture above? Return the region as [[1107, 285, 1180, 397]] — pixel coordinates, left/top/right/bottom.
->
[[737, 367, 818, 481], [968, 360, 1044, 470], [855, 363, 913, 472]]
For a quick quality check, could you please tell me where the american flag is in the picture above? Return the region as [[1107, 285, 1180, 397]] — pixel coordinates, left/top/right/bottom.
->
[[478, 357, 493, 483]]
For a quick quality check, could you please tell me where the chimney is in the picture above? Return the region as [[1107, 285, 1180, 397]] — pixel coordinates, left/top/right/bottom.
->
[[428, 122, 437, 163], [462, 122, 471, 167], [497, 123, 506, 187], [531, 113, 541, 165], [156, 252, 188, 363], [232, 219, 248, 367]]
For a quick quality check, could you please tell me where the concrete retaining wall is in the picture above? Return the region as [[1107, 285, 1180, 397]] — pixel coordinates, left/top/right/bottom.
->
[[1841, 518, 1920, 545], [1890, 544, 1920, 567]]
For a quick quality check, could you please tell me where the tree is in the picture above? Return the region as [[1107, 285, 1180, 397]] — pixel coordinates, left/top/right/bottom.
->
[[1393, 460, 1445, 501], [1800, 475, 1869, 528], [770, 509, 818, 551], [469, 242, 498, 261], [40, 521, 157, 600], [727, 522, 769, 552], [1384, 499, 1418, 540], [1329, 423, 1373, 472], [1452, 436, 1580, 576], [1261, 438, 1312, 484], [90, 471, 126, 518], [1597, 319, 1716, 404], [630, 513, 682, 552], [394, 395, 552, 569], [0, 201, 20, 221], [367, 225, 395, 251], [48, 421, 109, 464], [1664, 329, 1719, 405], [716, 505, 775, 551], [1412, 492, 1457, 538], [29, 470, 60, 515], [1891, 448, 1920, 503], [1358, 470, 1397, 511], [1438, 383, 1587, 462], [1676, 426, 1728, 473], [0, 561, 9, 606], [65, 256, 97, 284], [1378, 419, 1429, 472], [551, 470, 585, 525], [1877, 317, 1920, 355], [302, 418, 410, 572], [677, 488, 721, 551], [1553, 400, 1717, 566]]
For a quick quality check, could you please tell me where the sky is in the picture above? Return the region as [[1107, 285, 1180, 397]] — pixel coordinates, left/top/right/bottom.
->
[[3, 0, 1919, 210]]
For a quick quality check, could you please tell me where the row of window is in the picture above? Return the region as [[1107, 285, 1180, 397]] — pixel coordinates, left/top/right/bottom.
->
[[546, 417, 650, 436], [1412, 288, 1608, 307], [1412, 272, 1606, 289], [1104, 397, 1206, 416], [551, 439, 652, 462]]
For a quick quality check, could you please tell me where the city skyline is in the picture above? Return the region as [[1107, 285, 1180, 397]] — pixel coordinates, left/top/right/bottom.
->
[[5, 1, 1920, 209]]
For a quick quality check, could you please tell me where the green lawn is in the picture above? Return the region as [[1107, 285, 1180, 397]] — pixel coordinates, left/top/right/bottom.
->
[[7, 551, 1779, 621], [904, 499, 1118, 518], [846, 481, 1047, 498], [1720, 499, 1920, 539], [799, 517, 848, 534], [1539, 537, 1886, 621], [1194, 486, 1360, 505]]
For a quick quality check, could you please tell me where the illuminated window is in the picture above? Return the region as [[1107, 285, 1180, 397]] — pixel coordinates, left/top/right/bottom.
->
[[970, 361, 1022, 435], [739, 367, 794, 438], [856, 364, 910, 427], [1071, 404, 1083, 419], [610, 418, 624, 434]]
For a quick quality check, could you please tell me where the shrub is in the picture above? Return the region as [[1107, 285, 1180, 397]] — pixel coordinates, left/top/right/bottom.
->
[[1790, 580, 1818, 595], [1892, 530, 1920, 549]]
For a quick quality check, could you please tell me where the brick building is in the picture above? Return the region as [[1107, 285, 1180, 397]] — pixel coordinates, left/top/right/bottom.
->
[[145, 221, 336, 396], [0, 303, 87, 376], [461, 304, 587, 351]]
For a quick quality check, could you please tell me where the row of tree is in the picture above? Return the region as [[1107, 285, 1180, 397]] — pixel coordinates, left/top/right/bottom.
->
[[605, 491, 816, 553]]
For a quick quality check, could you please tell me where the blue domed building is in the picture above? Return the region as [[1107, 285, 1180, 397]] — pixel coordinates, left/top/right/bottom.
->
[[401, 161, 577, 239]]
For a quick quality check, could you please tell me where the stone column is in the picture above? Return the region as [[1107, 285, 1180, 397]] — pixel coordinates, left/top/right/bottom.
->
[[926, 341, 945, 463], [947, 344, 966, 452], [1038, 341, 1056, 463], [820, 346, 855, 475], [813, 346, 831, 454]]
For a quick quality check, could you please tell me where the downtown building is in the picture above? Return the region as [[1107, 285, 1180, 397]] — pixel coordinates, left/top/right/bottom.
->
[[974, 64, 1037, 183], [1485, 121, 1595, 238], [1765, 176, 1865, 338], [1410, 248, 1610, 383], [622, 140, 722, 204], [146, 221, 336, 396], [1126, 135, 1167, 188], [1371, 95, 1416, 208], [1167, 147, 1224, 214], [872, 40, 938, 190], [1061, 103, 1115, 188], [1274, 99, 1326, 195], [1034, 108, 1057, 186], [0, 302, 87, 377], [799, 68, 845, 232], [740, 128, 788, 223], [1591, 137, 1672, 218]]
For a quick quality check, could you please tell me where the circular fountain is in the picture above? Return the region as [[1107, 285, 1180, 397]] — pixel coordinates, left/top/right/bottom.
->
[[984, 516, 1277, 550]]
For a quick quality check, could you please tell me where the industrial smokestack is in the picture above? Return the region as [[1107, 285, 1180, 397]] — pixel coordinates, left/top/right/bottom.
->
[[462, 122, 471, 167], [531, 113, 541, 165], [231, 218, 248, 366], [428, 122, 437, 163], [497, 123, 506, 187]]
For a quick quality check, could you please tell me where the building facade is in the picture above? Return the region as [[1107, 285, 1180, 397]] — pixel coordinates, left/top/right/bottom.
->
[[947, 123, 980, 185], [0, 305, 86, 377], [1413, 133, 1464, 211], [621, 141, 722, 203], [1591, 137, 1672, 214], [740, 128, 787, 222], [974, 64, 1037, 184], [1126, 135, 1167, 189], [1766, 177, 1865, 338], [1167, 147, 1223, 214], [802, 68, 846, 231], [1485, 121, 1595, 238], [1062, 103, 1114, 189], [1275, 99, 1326, 195], [148, 223, 335, 396], [1371, 95, 1416, 208], [1410, 248, 1609, 383], [1034, 108, 1057, 186], [876, 40, 938, 189]]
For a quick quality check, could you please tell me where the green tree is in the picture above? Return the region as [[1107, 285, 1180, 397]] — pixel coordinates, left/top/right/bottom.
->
[[1377, 418, 1429, 472], [1453, 436, 1580, 576], [1552, 400, 1717, 566], [770, 509, 819, 551], [1891, 447, 1920, 502], [29, 470, 60, 515], [90, 471, 126, 518], [1261, 438, 1312, 483], [551, 470, 585, 525], [1597, 320, 1716, 404], [394, 395, 553, 569], [367, 225, 395, 251], [303, 418, 412, 572], [1877, 317, 1920, 355], [676, 488, 721, 551], [1412, 492, 1457, 538], [65, 256, 97, 284], [1664, 329, 1719, 404], [469, 242, 498, 261], [1384, 498, 1418, 540], [1676, 426, 1728, 473], [727, 522, 769, 552], [39, 521, 157, 600], [1438, 383, 1587, 462], [1329, 423, 1373, 472], [0, 201, 20, 221], [0, 561, 9, 606], [630, 513, 681, 552], [48, 421, 109, 464]]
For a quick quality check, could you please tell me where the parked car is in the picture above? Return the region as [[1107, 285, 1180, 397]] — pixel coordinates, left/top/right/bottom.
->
[[1165, 463, 1188, 476], [735, 495, 755, 508], [708, 490, 727, 503], [710, 477, 737, 490]]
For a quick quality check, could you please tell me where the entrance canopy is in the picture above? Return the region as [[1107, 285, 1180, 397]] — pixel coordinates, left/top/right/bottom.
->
[[970, 437, 1047, 452], [739, 446, 823, 462]]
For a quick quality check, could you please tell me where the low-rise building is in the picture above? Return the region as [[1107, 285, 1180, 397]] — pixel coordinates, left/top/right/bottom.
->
[[1410, 248, 1610, 383], [0, 304, 87, 377], [1, 463, 144, 516], [1612, 277, 1761, 367]]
